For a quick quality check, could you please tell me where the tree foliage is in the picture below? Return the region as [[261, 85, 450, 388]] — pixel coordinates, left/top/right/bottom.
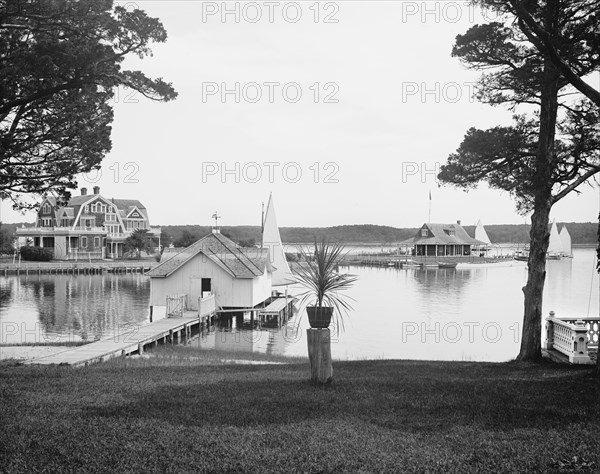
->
[[0, 223, 14, 253], [0, 0, 177, 209], [123, 229, 155, 259], [173, 229, 200, 248], [475, 0, 600, 107], [439, 1, 600, 361]]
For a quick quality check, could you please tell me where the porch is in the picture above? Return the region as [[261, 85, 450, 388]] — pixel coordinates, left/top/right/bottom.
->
[[544, 311, 599, 365]]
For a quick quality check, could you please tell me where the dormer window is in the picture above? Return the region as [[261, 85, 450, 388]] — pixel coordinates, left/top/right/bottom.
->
[[445, 229, 455, 236], [42, 203, 51, 214], [84, 205, 89, 214], [421, 228, 428, 237]]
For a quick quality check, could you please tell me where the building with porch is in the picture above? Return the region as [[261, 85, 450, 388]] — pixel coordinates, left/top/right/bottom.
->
[[400, 221, 487, 257], [16, 186, 160, 260]]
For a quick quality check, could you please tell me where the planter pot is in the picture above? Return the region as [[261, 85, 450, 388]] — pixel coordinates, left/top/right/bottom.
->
[[307, 306, 333, 329]]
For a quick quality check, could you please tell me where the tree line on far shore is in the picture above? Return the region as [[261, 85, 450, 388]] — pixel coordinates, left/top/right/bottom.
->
[[3, 222, 596, 254], [155, 222, 599, 247]]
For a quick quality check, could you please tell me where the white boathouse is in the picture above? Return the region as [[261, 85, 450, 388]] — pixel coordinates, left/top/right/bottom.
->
[[147, 229, 273, 316]]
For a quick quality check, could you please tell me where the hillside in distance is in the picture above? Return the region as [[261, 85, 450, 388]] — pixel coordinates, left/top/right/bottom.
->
[[159, 222, 598, 246]]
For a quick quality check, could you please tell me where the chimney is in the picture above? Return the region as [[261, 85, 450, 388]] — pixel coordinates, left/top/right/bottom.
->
[[81, 188, 87, 196], [93, 186, 100, 195], [456, 220, 461, 225]]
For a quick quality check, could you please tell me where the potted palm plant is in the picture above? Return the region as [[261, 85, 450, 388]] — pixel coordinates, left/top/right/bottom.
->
[[294, 238, 358, 332]]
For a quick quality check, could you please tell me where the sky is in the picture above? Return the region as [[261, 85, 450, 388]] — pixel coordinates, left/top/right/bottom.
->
[[2, 1, 599, 228]]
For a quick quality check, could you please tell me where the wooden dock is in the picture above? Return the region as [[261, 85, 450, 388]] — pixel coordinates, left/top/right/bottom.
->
[[0, 261, 156, 276], [25, 314, 211, 367]]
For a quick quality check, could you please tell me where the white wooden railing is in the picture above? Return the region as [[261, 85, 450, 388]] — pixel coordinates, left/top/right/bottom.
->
[[545, 311, 599, 364], [198, 293, 216, 318], [166, 295, 186, 318]]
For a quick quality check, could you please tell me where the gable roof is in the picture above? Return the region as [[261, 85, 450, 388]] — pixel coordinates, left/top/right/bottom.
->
[[42, 196, 57, 207], [401, 223, 486, 246], [146, 232, 272, 279]]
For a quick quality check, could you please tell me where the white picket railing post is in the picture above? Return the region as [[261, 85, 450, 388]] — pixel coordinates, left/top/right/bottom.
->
[[545, 311, 555, 350], [571, 320, 590, 364], [545, 311, 592, 364]]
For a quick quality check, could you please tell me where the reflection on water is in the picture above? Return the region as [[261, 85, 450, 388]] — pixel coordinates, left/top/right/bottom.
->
[[0, 273, 150, 344], [188, 248, 598, 362], [0, 249, 597, 362]]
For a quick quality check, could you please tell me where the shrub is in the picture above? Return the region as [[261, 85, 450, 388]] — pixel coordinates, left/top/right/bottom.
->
[[20, 246, 54, 261]]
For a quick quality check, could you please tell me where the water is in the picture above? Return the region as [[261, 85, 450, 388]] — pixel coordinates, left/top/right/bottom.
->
[[0, 248, 597, 361], [0, 273, 150, 344]]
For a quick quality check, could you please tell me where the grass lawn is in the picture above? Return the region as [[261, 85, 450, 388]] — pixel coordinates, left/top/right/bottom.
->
[[0, 347, 599, 473]]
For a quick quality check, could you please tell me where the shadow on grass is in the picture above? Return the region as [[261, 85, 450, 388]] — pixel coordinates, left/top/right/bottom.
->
[[84, 359, 599, 433]]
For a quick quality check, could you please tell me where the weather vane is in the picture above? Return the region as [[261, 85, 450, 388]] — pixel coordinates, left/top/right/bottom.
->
[[212, 211, 221, 229]]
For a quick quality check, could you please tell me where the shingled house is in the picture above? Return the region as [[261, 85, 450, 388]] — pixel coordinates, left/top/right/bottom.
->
[[146, 229, 273, 312], [16, 187, 161, 259], [400, 221, 487, 257]]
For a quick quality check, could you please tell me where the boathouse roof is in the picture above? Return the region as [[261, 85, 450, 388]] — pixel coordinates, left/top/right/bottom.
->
[[146, 232, 273, 279], [401, 223, 487, 246]]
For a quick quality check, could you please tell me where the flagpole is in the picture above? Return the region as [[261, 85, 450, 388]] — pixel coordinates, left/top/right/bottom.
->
[[428, 190, 431, 223]]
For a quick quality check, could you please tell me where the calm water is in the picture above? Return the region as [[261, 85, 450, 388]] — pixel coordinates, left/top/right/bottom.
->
[[0, 248, 597, 361], [0, 273, 150, 344]]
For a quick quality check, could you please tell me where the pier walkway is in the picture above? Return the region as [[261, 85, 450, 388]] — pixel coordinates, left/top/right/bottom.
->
[[26, 315, 207, 367], [0, 261, 156, 276]]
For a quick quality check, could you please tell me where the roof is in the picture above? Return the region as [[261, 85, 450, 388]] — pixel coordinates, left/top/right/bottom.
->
[[400, 223, 487, 246], [147, 232, 273, 279]]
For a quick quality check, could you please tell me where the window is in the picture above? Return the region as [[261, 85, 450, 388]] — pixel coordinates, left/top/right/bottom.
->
[[445, 229, 455, 236], [42, 218, 52, 227], [42, 203, 51, 214], [94, 237, 100, 248], [84, 205, 89, 214], [81, 237, 87, 248], [421, 229, 428, 237]]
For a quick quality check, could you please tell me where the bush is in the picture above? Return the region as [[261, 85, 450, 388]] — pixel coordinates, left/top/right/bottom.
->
[[285, 252, 299, 262], [20, 246, 54, 261]]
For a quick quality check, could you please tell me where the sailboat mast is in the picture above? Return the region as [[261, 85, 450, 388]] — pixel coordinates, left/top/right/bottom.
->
[[261, 201, 265, 247]]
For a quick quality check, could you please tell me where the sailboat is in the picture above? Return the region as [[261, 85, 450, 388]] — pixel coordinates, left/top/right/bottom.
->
[[261, 194, 295, 286], [474, 219, 492, 251], [559, 225, 573, 258], [547, 220, 564, 259]]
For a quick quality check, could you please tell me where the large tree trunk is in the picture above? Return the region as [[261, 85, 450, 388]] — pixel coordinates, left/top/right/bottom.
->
[[518, 201, 552, 361], [517, 8, 561, 361]]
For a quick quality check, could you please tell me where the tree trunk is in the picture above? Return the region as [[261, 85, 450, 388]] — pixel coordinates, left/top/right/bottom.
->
[[517, 10, 561, 361], [518, 201, 552, 361]]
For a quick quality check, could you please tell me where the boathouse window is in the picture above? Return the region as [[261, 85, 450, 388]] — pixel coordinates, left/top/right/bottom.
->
[[421, 229, 428, 237]]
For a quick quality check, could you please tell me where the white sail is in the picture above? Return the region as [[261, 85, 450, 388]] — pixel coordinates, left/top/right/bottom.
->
[[262, 194, 294, 286], [547, 220, 563, 254], [475, 219, 491, 245], [559, 225, 572, 257]]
